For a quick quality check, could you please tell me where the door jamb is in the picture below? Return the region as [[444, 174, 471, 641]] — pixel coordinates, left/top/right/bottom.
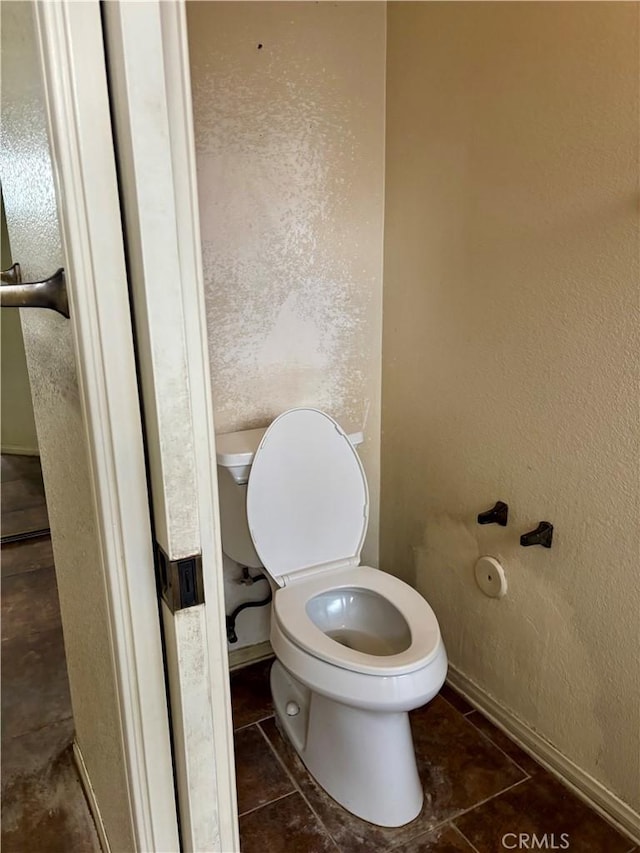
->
[[34, 2, 180, 849], [160, 4, 240, 845], [99, 0, 240, 849]]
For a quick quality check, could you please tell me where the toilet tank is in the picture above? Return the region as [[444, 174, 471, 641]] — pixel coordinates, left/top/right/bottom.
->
[[215, 424, 364, 568], [216, 427, 272, 486]]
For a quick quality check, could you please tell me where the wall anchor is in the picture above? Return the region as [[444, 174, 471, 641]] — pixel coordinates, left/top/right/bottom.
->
[[520, 521, 553, 548], [477, 500, 509, 527]]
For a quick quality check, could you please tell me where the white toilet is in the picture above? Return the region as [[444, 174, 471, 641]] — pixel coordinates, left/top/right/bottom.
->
[[216, 408, 447, 827]]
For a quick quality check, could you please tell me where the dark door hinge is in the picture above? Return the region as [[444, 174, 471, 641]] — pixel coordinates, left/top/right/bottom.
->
[[155, 544, 205, 612]]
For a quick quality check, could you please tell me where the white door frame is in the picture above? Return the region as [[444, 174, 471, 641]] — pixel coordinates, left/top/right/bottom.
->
[[102, 1, 239, 850], [31, 1, 237, 850], [31, 2, 179, 849]]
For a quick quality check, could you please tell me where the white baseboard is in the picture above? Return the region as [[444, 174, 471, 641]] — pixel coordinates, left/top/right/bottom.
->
[[73, 741, 111, 853], [228, 640, 273, 671], [447, 666, 640, 845], [0, 444, 39, 456]]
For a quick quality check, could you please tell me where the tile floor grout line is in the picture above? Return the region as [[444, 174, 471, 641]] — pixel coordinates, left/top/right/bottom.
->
[[5, 716, 74, 740], [1, 564, 56, 580], [237, 789, 298, 819], [439, 692, 475, 719], [463, 712, 534, 780], [1, 621, 68, 651], [450, 820, 482, 853], [233, 712, 275, 733], [385, 817, 456, 852], [255, 720, 315, 795], [384, 813, 487, 853], [449, 775, 530, 825], [256, 719, 342, 851], [7, 713, 74, 741], [0, 562, 56, 577]]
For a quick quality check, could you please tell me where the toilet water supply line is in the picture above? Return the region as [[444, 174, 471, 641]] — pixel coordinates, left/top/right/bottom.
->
[[226, 567, 272, 643]]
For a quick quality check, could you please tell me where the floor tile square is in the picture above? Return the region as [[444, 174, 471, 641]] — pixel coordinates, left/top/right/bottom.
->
[[1, 718, 75, 786], [234, 724, 294, 815], [1, 537, 55, 578], [438, 685, 474, 716], [1, 455, 44, 484], [1, 627, 72, 739], [1, 506, 50, 540], [1, 740, 99, 853], [409, 697, 526, 814], [2, 567, 62, 641], [464, 711, 542, 777], [1, 456, 49, 539], [231, 657, 275, 729], [239, 791, 337, 853], [393, 823, 477, 852], [453, 772, 633, 853], [2, 477, 48, 514]]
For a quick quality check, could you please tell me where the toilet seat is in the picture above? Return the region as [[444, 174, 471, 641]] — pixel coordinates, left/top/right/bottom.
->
[[273, 565, 442, 677], [247, 408, 441, 678], [247, 408, 368, 586]]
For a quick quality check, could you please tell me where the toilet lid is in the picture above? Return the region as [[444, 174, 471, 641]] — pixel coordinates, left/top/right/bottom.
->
[[246, 409, 368, 587]]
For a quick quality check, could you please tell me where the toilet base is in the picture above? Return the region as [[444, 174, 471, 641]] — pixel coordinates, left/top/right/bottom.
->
[[271, 660, 423, 827]]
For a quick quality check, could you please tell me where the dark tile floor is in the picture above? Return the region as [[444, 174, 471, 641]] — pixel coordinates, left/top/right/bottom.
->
[[1, 454, 50, 540], [230, 659, 637, 853], [3, 455, 637, 853], [1, 454, 99, 852]]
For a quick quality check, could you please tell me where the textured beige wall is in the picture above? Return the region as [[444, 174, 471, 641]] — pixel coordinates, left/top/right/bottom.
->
[[1, 195, 38, 454], [187, 1, 386, 565], [382, 2, 639, 812]]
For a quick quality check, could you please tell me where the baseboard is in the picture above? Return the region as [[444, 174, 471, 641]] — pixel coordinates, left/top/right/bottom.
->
[[447, 666, 640, 844], [0, 444, 39, 456], [72, 741, 111, 853], [228, 640, 274, 671]]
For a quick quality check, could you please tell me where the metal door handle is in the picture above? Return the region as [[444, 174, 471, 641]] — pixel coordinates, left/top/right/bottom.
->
[[0, 266, 69, 318], [1, 263, 21, 284]]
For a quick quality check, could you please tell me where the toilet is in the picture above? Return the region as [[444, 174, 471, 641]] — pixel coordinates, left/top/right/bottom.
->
[[216, 408, 447, 827]]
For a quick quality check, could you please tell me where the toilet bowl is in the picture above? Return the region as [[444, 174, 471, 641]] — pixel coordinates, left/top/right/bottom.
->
[[216, 408, 447, 827]]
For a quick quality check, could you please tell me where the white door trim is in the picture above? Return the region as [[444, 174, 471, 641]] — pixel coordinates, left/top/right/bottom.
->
[[158, 3, 240, 846], [33, 2, 180, 849], [102, 1, 239, 849]]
